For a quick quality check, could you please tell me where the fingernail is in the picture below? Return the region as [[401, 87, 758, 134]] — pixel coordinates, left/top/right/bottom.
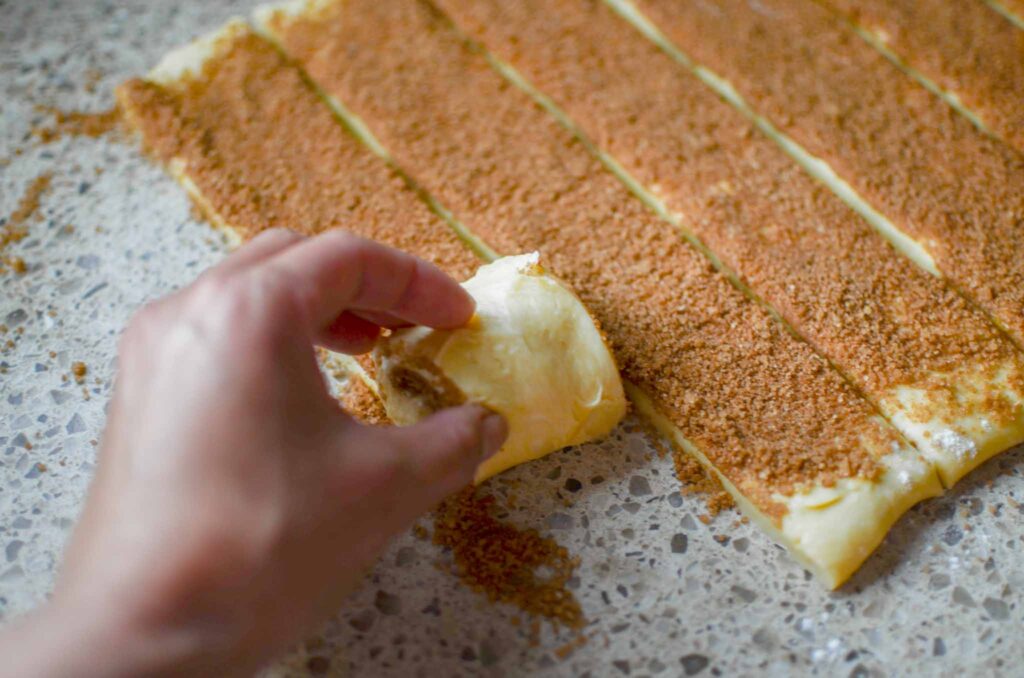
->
[[479, 412, 508, 460]]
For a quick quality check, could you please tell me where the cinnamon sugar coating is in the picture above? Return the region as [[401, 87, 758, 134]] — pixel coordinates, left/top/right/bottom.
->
[[434, 0, 1018, 401], [633, 0, 1024, 349], [117, 31, 477, 280], [266, 0, 898, 508], [821, 0, 1024, 153], [339, 374, 390, 424]]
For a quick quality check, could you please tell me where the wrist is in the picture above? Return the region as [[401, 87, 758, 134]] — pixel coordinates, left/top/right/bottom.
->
[[0, 601, 122, 678], [1, 596, 246, 678]]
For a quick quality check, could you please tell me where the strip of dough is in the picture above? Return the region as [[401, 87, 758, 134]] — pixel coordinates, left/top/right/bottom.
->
[[431, 0, 1024, 488], [624, 0, 1024, 353], [817, 0, 1024, 153], [256, 0, 941, 588]]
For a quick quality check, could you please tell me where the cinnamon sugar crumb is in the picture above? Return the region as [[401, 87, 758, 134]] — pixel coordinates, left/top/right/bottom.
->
[[671, 444, 734, 515], [32, 106, 121, 144], [3, 174, 51, 263], [553, 632, 588, 659], [2, 174, 52, 274], [71, 361, 88, 384]]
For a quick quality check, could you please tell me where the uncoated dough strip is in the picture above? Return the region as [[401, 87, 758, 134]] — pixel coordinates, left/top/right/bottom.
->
[[257, 0, 941, 588], [624, 0, 1024, 352], [816, 0, 1024, 153], [431, 0, 1024, 488]]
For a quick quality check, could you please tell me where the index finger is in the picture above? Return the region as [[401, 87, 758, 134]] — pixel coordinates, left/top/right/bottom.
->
[[263, 230, 475, 331]]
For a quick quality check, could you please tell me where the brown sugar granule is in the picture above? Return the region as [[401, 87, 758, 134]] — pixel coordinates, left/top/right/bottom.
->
[[116, 29, 477, 280], [32, 106, 121, 144], [1, 256, 28, 275], [553, 633, 588, 660], [266, 0, 897, 509], [433, 486, 584, 629], [633, 0, 1024, 349], [438, 0, 1018, 397], [71, 361, 88, 384], [820, 0, 1024, 153]]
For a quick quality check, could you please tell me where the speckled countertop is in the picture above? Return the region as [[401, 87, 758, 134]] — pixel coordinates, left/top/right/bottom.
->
[[2, 1, 1024, 676]]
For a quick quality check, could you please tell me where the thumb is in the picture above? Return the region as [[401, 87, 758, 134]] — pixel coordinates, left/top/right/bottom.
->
[[370, 404, 507, 513]]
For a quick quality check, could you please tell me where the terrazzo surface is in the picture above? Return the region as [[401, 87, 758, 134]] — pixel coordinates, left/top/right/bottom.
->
[[2, 1, 1024, 676]]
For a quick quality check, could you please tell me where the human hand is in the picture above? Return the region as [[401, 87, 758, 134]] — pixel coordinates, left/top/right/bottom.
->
[[2, 229, 506, 677]]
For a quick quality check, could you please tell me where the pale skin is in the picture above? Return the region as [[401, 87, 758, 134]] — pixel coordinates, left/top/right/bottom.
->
[[0, 229, 507, 677]]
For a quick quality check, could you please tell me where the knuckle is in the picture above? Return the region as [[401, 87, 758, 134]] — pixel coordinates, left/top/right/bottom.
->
[[445, 415, 482, 457], [122, 300, 165, 347], [338, 431, 413, 496], [190, 274, 251, 324], [261, 265, 319, 323], [324, 229, 360, 248], [255, 226, 301, 244], [375, 443, 413, 484]]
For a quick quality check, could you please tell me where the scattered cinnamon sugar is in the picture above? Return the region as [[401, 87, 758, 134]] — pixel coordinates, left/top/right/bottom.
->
[[5, 173, 51, 233], [71, 361, 88, 384], [635, 415, 734, 514], [341, 374, 583, 627], [2, 173, 52, 274], [434, 486, 584, 630], [672, 453, 735, 516], [32, 105, 121, 144]]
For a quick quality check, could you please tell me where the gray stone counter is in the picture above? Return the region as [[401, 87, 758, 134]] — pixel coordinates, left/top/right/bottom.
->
[[2, 1, 1022, 675]]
